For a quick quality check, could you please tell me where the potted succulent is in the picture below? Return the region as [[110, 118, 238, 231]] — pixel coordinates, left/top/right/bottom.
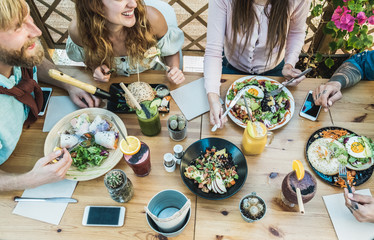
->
[[167, 114, 187, 141], [104, 169, 134, 203]]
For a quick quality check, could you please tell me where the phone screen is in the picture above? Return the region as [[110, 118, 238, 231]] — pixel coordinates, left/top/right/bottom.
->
[[86, 207, 120, 225], [301, 92, 321, 118], [40, 90, 52, 113]]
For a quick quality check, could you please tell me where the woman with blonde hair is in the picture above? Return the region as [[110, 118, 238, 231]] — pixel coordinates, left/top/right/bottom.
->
[[205, 0, 311, 129], [66, 0, 185, 84]]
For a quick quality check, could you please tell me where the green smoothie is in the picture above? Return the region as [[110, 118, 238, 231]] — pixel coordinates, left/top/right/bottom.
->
[[136, 101, 161, 136]]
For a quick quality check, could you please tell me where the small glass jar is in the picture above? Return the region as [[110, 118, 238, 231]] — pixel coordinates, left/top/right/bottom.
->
[[104, 169, 134, 203], [167, 116, 187, 141]]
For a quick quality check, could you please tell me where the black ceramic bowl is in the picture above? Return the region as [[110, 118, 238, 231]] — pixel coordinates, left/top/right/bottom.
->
[[180, 138, 248, 200]]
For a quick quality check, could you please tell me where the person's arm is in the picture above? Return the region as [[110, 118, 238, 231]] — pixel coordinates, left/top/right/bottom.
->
[[204, 0, 228, 128], [282, 0, 311, 83], [147, 6, 184, 84], [37, 58, 100, 108], [313, 60, 362, 111], [0, 149, 72, 191]]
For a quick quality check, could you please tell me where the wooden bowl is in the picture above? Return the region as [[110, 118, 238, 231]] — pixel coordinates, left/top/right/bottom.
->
[[44, 108, 127, 181]]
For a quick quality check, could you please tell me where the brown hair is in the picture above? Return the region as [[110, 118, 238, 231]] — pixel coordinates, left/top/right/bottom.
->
[[74, 0, 157, 70], [0, 0, 28, 30], [230, 0, 289, 65]]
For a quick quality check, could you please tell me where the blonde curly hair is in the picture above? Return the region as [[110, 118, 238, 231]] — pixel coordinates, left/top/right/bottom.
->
[[74, 0, 157, 70]]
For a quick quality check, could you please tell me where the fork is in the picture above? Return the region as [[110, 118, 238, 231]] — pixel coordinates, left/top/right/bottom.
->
[[338, 164, 359, 210], [154, 56, 171, 72], [269, 68, 312, 96]]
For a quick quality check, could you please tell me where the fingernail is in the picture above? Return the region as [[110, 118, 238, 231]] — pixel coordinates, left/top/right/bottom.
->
[[348, 193, 353, 198], [55, 150, 62, 155]]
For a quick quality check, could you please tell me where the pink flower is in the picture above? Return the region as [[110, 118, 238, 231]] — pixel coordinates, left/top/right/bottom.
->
[[343, 0, 349, 2], [368, 16, 374, 25], [356, 12, 367, 25], [331, 6, 355, 32], [340, 14, 355, 32]]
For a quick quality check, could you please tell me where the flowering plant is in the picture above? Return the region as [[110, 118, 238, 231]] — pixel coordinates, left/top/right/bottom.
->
[[311, 0, 374, 68]]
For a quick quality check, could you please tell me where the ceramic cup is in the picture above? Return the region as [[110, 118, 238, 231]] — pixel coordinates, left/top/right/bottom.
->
[[239, 192, 267, 223], [146, 209, 191, 237], [146, 189, 190, 233]]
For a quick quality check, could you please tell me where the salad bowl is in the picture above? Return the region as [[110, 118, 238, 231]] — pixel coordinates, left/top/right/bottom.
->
[[225, 76, 295, 130], [180, 138, 248, 200], [44, 108, 127, 181]]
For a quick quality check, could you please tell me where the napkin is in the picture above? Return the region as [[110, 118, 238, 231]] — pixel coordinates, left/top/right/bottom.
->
[[13, 180, 77, 225], [170, 78, 223, 121], [323, 189, 374, 240], [43, 96, 79, 132]]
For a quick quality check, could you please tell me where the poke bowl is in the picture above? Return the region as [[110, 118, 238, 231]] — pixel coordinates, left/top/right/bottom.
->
[[44, 108, 127, 181], [180, 138, 247, 200]]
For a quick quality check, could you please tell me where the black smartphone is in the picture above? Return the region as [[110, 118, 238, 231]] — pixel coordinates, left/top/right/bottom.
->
[[299, 90, 322, 121], [39, 87, 52, 116]]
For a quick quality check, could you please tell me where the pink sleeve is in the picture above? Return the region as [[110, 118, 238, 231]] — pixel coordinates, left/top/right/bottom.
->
[[203, 0, 228, 96], [284, 0, 311, 67]]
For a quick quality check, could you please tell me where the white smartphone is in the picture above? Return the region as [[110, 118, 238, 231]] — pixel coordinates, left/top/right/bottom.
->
[[38, 87, 52, 116], [82, 206, 125, 227], [299, 90, 322, 121]]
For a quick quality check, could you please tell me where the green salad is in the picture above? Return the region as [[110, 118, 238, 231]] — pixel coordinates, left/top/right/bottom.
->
[[227, 78, 291, 128]]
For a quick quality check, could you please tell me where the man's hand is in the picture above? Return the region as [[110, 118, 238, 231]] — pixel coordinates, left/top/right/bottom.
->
[[93, 65, 111, 82], [66, 85, 101, 108], [344, 187, 374, 223], [312, 81, 342, 111], [208, 92, 226, 129], [167, 67, 185, 84], [281, 64, 306, 86]]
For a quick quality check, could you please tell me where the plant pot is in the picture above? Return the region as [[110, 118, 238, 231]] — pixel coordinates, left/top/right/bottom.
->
[[104, 169, 134, 203]]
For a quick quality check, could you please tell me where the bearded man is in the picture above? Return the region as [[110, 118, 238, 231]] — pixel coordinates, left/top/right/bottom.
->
[[0, 0, 100, 191]]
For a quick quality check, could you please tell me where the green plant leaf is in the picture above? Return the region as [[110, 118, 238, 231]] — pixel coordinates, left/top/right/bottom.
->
[[360, 25, 368, 35], [347, 35, 359, 47], [311, 4, 323, 17], [351, 25, 360, 35], [315, 52, 323, 63], [326, 21, 337, 30], [336, 38, 345, 49], [353, 39, 364, 50], [325, 58, 335, 69], [329, 41, 338, 51]]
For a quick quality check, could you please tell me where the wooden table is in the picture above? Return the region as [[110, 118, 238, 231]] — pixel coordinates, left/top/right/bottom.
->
[[0, 68, 373, 240]]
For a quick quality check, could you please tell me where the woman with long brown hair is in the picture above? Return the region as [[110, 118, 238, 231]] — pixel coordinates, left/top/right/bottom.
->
[[66, 0, 185, 84], [205, 0, 311, 128]]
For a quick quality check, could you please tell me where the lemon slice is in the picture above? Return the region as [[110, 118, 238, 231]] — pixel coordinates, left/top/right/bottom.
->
[[292, 160, 305, 180], [247, 122, 266, 138], [120, 136, 141, 155]]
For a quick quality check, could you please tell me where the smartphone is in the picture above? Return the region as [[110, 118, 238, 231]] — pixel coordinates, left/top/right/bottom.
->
[[82, 206, 125, 227], [299, 90, 322, 121], [38, 87, 52, 116]]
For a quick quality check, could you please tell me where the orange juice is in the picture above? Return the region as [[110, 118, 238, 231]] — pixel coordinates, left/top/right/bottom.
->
[[242, 122, 269, 155]]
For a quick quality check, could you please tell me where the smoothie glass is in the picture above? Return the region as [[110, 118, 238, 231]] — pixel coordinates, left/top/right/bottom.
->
[[281, 170, 317, 207], [136, 104, 161, 136], [241, 121, 273, 155], [124, 142, 151, 176]]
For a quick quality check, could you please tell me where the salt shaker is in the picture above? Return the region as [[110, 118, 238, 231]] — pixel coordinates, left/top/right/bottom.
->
[[173, 144, 183, 165], [163, 153, 176, 172]]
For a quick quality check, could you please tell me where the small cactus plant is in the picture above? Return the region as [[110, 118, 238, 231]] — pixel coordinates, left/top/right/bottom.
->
[[105, 170, 124, 189], [168, 114, 186, 131]]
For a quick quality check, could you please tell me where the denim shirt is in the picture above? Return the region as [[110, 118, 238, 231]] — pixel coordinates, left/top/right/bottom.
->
[[346, 50, 374, 80], [0, 66, 38, 164]]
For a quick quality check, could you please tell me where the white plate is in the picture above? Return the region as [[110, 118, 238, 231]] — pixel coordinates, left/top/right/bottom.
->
[[44, 108, 127, 181], [225, 76, 295, 130]]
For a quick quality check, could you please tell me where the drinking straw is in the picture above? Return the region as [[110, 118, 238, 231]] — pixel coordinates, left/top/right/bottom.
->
[[296, 188, 305, 214]]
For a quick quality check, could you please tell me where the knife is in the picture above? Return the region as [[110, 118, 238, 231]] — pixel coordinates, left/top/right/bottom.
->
[[48, 69, 117, 101], [14, 196, 78, 203], [211, 88, 246, 132]]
